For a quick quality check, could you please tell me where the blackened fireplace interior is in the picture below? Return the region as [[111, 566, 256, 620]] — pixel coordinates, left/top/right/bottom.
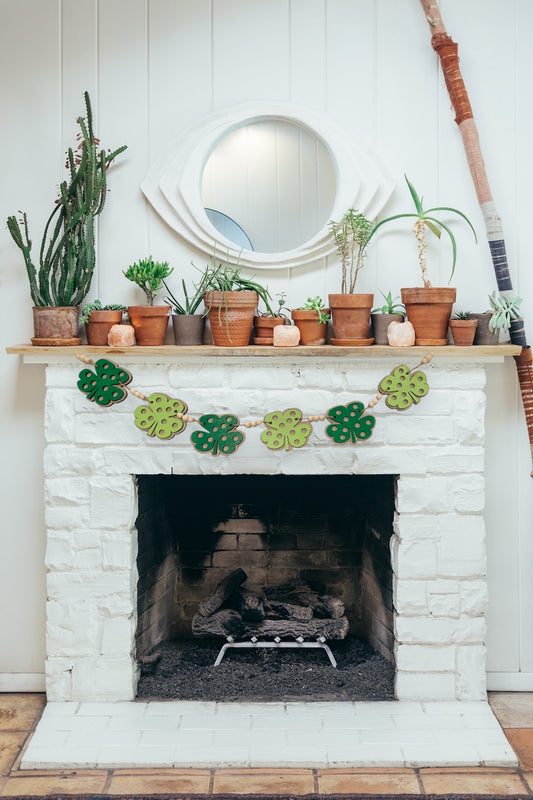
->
[[135, 474, 397, 701]]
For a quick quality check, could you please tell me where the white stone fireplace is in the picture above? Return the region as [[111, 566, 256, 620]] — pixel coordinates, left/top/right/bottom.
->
[[28, 346, 502, 703]]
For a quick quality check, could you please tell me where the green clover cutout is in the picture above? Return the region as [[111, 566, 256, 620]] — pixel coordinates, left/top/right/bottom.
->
[[325, 401, 376, 444], [134, 393, 188, 440], [378, 366, 429, 410], [191, 414, 244, 456], [261, 408, 312, 451], [77, 359, 132, 406]]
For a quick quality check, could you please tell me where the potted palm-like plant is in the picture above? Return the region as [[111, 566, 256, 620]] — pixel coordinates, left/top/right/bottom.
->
[[328, 208, 374, 345], [369, 176, 477, 345], [7, 91, 127, 345], [164, 274, 210, 345], [123, 257, 173, 345]]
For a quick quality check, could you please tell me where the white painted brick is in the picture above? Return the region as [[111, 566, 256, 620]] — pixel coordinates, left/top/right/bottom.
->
[[393, 578, 428, 615], [45, 444, 103, 476], [450, 474, 485, 512], [45, 657, 74, 702], [102, 533, 136, 570], [395, 670, 456, 701], [45, 538, 76, 571], [396, 644, 456, 672], [45, 389, 75, 442], [460, 580, 488, 616], [45, 505, 90, 530], [45, 477, 89, 507], [428, 579, 460, 595], [74, 412, 141, 445], [392, 538, 438, 580], [353, 445, 427, 476], [454, 392, 485, 445], [395, 615, 485, 645], [382, 417, 455, 446], [46, 602, 100, 657], [426, 446, 484, 474], [456, 645, 487, 700], [393, 515, 440, 543], [169, 366, 232, 388], [293, 363, 345, 391], [46, 569, 133, 602], [438, 516, 486, 578], [46, 366, 81, 388], [428, 366, 485, 390], [397, 477, 450, 513], [89, 476, 137, 528], [71, 657, 136, 701], [101, 616, 136, 655], [428, 592, 460, 619]]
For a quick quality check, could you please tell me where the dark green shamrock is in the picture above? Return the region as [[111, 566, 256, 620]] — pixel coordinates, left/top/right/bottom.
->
[[77, 359, 132, 406], [134, 393, 188, 439], [325, 401, 375, 444], [261, 408, 312, 451], [191, 414, 244, 456], [378, 365, 429, 410]]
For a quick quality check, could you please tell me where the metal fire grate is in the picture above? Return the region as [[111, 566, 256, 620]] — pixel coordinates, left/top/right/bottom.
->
[[214, 635, 337, 667]]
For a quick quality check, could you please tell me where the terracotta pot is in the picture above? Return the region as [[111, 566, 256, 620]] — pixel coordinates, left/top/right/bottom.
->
[[370, 313, 404, 345], [328, 294, 373, 341], [172, 314, 205, 345], [127, 305, 170, 346], [291, 309, 329, 346], [205, 291, 258, 347], [85, 310, 123, 346], [471, 312, 499, 345], [32, 306, 80, 345], [253, 315, 285, 345], [401, 287, 457, 346], [449, 318, 478, 346]]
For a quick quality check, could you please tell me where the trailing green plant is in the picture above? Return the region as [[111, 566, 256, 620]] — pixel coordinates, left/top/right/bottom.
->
[[452, 310, 473, 320], [80, 299, 127, 324], [163, 271, 211, 315], [297, 296, 330, 325], [488, 291, 522, 332], [7, 91, 127, 307], [368, 175, 477, 287], [371, 291, 406, 317], [328, 208, 374, 293], [123, 257, 173, 305]]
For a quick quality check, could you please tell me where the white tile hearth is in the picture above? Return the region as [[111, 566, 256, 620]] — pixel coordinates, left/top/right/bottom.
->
[[22, 699, 516, 769]]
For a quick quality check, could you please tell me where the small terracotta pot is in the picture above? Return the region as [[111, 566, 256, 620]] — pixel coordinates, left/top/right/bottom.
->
[[328, 293, 373, 340], [172, 314, 205, 345], [253, 315, 285, 345], [401, 287, 456, 345], [32, 306, 80, 345], [205, 291, 258, 347], [449, 318, 478, 346], [127, 305, 170, 346], [371, 313, 404, 345], [291, 309, 329, 345], [86, 310, 123, 346]]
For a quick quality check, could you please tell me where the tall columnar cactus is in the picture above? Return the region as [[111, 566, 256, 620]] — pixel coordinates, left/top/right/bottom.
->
[[7, 91, 127, 307]]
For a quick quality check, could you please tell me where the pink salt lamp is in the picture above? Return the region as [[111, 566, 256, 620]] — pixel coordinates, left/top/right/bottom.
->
[[108, 324, 136, 347], [273, 324, 300, 346], [387, 320, 415, 347]]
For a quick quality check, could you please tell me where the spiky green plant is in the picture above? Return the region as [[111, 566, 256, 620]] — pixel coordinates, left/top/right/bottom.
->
[[329, 208, 374, 293], [7, 91, 127, 307], [123, 257, 173, 305]]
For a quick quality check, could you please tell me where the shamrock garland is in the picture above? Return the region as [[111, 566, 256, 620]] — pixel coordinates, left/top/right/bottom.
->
[[75, 353, 433, 455]]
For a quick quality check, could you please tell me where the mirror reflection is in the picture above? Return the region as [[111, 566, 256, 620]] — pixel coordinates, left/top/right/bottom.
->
[[202, 119, 336, 254]]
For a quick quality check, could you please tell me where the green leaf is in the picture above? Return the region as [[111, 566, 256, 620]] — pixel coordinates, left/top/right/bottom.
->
[[261, 408, 312, 451], [191, 414, 244, 456], [378, 366, 429, 410], [77, 359, 132, 406], [325, 401, 375, 444], [134, 393, 188, 440]]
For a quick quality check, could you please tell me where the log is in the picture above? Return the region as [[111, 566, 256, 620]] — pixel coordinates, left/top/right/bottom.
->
[[236, 589, 265, 622], [265, 600, 313, 622], [197, 568, 247, 617], [266, 584, 345, 619], [192, 609, 245, 638], [244, 616, 349, 640]]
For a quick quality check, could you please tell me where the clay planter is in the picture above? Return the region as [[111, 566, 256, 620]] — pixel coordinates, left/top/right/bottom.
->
[[85, 310, 123, 346], [127, 305, 170, 346], [32, 305, 80, 345], [205, 290, 258, 347], [371, 313, 404, 345], [328, 293, 373, 344], [449, 318, 478, 346], [253, 315, 285, 345], [471, 312, 499, 345], [172, 314, 205, 345], [291, 309, 329, 346], [401, 287, 457, 346]]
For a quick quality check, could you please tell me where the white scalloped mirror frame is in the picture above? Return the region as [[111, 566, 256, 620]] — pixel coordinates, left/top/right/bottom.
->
[[141, 102, 396, 270]]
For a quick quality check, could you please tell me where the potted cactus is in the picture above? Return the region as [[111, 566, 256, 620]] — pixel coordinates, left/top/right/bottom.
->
[[7, 91, 127, 345]]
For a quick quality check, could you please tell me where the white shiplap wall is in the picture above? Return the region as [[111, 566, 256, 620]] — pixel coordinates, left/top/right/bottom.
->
[[0, 0, 531, 689]]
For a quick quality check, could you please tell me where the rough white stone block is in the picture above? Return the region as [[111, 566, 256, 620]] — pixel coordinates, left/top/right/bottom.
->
[[396, 644, 456, 672], [393, 515, 440, 543], [45, 390, 75, 442], [460, 580, 489, 616], [101, 616, 136, 656], [397, 477, 450, 513], [393, 578, 428, 615], [45, 477, 89, 507], [74, 413, 141, 445], [71, 657, 136, 701], [395, 615, 486, 645], [438, 516, 486, 578], [450, 474, 485, 513], [454, 392, 486, 445], [89, 476, 137, 528], [46, 602, 100, 657], [45, 505, 90, 530], [44, 444, 103, 477], [426, 446, 484, 475], [46, 569, 133, 603], [353, 446, 427, 476], [102, 533, 136, 570], [456, 645, 487, 700], [293, 363, 345, 391], [382, 417, 455, 446], [395, 670, 456, 701], [428, 591, 460, 619], [45, 538, 76, 571], [392, 538, 438, 580], [45, 657, 74, 701], [428, 366, 485, 390]]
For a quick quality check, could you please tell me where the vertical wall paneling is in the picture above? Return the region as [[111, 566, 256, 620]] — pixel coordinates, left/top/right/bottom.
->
[[289, 0, 327, 110]]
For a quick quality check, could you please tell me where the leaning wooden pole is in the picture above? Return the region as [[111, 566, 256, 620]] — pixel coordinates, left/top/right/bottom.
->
[[418, 0, 533, 474]]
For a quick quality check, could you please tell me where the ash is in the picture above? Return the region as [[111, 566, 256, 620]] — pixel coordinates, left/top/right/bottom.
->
[[136, 635, 395, 702]]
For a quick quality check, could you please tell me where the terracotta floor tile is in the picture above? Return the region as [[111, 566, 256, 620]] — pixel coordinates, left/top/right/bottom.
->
[[504, 728, 533, 770], [317, 769, 421, 794], [107, 772, 211, 794], [419, 769, 526, 794], [0, 694, 45, 731], [523, 771, 533, 791], [212, 771, 315, 794], [489, 692, 533, 728], [0, 733, 27, 775], [0, 772, 107, 796], [112, 767, 211, 775]]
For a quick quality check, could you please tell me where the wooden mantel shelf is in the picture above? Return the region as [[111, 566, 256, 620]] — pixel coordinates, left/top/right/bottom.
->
[[6, 343, 522, 364]]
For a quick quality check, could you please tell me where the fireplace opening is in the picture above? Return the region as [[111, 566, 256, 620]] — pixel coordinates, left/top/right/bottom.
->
[[135, 474, 396, 701]]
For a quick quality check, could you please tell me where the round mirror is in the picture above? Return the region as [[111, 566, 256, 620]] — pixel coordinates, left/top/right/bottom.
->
[[141, 102, 396, 269], [202, 119, 336, 253]]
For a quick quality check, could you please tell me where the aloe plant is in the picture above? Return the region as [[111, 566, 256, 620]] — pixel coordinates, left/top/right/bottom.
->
[[7, 92, 127, 307], [369, 175, 477, 287]]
